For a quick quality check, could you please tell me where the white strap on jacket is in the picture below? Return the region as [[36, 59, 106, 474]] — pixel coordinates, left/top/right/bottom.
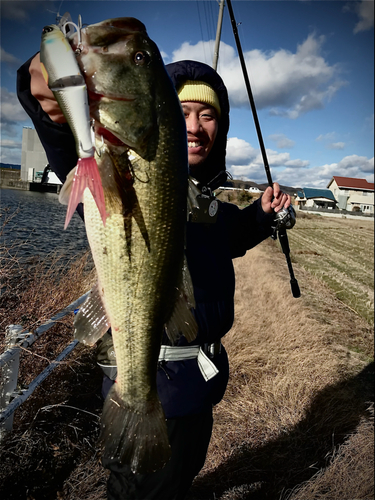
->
[[158, 345, 219, 382]]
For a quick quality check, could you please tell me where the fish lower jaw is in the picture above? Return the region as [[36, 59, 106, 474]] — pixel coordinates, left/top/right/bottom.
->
[[95, 125, 128, 148]]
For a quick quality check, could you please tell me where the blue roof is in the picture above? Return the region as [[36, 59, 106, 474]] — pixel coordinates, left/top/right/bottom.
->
[[299, 188, 337, 201]]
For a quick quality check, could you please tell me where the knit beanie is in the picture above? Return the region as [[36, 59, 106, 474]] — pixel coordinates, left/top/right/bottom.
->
[[178, 80, 221, 118]]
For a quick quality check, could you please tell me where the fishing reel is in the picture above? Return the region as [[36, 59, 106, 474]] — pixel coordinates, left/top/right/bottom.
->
[[187, 178, 219, 224], [271, 205, 296, 240], [188, 184, 219, 224], [187, 170, 230, 224]]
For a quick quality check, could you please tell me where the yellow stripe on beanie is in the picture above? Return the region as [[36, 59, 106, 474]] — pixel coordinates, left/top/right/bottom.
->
[[178, 80, 221, 118]]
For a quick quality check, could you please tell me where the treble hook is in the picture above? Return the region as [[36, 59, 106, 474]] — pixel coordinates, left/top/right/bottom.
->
[[60, 14, 83, 53], [91, 120, 104, 157]]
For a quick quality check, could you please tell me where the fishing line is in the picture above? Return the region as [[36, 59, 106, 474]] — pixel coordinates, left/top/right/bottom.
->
[[196, 1, 207, 62]]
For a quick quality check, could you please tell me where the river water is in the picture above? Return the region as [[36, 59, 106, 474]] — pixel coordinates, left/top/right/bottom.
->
[[0, 188, 89, 266]]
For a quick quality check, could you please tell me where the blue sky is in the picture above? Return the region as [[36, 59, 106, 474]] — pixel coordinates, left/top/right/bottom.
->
[[1, 0, 373, 188]]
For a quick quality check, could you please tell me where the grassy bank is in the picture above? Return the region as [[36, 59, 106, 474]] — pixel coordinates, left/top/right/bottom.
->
[[0, 211, 373, 499]]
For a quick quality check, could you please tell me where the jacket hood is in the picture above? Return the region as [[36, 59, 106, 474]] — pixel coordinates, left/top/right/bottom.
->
[[166, 60, 230, 187]]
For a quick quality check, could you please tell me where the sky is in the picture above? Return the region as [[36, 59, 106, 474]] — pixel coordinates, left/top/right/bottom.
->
[[0, 0, 374, 189]]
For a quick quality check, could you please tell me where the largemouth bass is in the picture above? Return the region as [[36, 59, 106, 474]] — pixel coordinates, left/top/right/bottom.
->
[[42, 17, 197, 473]]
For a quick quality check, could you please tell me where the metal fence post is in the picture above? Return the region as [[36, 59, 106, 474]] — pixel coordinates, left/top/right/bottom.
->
[[0, 291, 90, 440], [0, 325, 25, 437]]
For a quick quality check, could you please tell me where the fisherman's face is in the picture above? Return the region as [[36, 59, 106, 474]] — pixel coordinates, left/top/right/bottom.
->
[[182, 102, 219, 168]]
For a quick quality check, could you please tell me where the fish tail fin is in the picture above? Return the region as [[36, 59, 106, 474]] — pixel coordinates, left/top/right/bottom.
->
[[100, 384, 171, 474], [64, 157, 107, 229]]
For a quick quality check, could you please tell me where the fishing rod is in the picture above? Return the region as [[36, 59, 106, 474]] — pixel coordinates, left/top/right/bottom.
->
[[225, 0, 301, 298]]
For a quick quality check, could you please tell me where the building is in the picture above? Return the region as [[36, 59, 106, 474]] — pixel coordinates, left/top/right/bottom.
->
[[296, 187, 337, 209], [327, 176, 374, 214], [20, 127, 62, 190], [21, 127, 48, 182]]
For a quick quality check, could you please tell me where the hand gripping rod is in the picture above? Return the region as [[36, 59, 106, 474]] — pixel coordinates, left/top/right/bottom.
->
[[226, 0, 300, 298]]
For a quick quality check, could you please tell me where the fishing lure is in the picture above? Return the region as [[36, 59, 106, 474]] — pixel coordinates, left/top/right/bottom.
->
[[40, 20, 107, 229]]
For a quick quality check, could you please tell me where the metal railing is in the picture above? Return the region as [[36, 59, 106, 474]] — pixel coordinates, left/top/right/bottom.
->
[[0, 291, 89, 438]]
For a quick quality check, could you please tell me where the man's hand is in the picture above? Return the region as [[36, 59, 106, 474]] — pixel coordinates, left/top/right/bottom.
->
[[261, 182, 291, 214], [29, 53, 66, 123]]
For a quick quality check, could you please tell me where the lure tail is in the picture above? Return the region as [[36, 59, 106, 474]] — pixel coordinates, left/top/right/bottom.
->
[[64, 157, 107, 229]]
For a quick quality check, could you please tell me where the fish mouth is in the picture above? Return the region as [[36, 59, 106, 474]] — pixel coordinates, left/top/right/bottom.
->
[[88, 90, 136, 102], [95, 125, 128, 147], [89, 90, 136, 146]]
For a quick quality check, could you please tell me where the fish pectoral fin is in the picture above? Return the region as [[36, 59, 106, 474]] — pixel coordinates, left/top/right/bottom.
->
[[165, 258, 198, 344], [74, 281, 111, 346], [164, 292, 198, 344], [100, 386, 171, 474], [59, 167, 77, 205]]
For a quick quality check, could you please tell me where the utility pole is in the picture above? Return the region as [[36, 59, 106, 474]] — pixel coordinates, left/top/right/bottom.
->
[[212, 0, 225, 71]]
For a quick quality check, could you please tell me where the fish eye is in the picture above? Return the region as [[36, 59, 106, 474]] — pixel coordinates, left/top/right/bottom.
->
[[42, 26, 54, 34], [134, 51, 149, 66]]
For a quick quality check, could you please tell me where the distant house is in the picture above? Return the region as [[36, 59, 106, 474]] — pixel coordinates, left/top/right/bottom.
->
[[296, 187, 337, 209], [327, 176, 374, 214]]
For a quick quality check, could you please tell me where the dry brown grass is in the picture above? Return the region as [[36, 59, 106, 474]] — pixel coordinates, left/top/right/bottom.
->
[[216, 189, 261, 207], [0, 212, 373, 500], [284, 405, 374, 500], [288, 211, 374, 325], [190, 233, 373, 500]]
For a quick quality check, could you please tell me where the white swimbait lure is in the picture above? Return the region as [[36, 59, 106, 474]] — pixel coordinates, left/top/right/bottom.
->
[[40, 21, 107, 229]]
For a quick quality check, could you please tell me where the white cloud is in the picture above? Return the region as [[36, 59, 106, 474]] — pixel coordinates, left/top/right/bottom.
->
[[0, 137, 23, 164], [225, 136, 373, 188], [316, 133, 346, 149], [269, 134, 295, 149], [327, 142, 345, 150], [172, 34, 346, 119], [226, 137, 257, 165], [278, 155, 374, 188], [285, 159, 310, 168], [172, 40, 230, 67], [160, 50, 169, 63], [1, 138, 22, 148], [0, 1, 54, 22], [1, 88, 29, 125], [226, 136, 310, 184], [0, 47, 22, 66], [316, 132, 336, 142], [353, 0, 374, 33]]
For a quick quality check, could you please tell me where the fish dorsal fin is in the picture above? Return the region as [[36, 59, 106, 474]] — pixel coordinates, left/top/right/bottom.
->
[[74, 281, 111, 345], [59, 166, 77, 205], [164, 259, 197, 344]]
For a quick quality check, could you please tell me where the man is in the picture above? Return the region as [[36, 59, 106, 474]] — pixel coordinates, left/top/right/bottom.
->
[[18, 51, 290, 498]]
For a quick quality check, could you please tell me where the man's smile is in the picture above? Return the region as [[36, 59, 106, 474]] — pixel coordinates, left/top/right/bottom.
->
[[188, 141, 203, 148]]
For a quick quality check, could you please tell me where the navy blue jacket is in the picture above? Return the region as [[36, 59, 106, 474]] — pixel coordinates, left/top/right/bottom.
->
[[17, 56, 274, 419]]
